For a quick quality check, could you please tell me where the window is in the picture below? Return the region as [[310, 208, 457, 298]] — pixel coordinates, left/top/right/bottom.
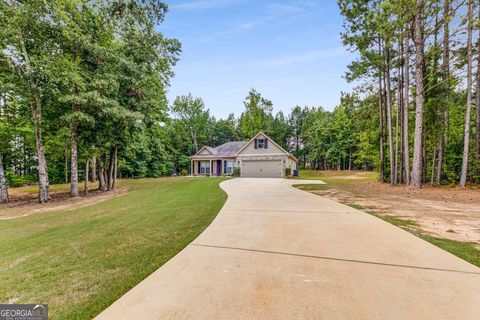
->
[[255, 138, 268, 149], [224, 160, 235, 174], [199, 161, 210, 174]]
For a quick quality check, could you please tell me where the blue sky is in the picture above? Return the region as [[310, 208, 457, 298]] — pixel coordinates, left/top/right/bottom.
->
[[161, 0, 354, 119]]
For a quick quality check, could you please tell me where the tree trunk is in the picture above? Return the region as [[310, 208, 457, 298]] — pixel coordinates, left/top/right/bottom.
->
[[460, 0, 474, 188], [0, 154, 9, 204], [436, 0, 450, 184], [348, 147, 352, 171], [70, 124, 79, 197], [111, 147, 117, 190], [107, 148, 114, 190], [84, 159, 89, 197], [378, 65, 385, 183], [190, 130, 198, 153], [475, 7, 480, 175], [403, 32, 411, 185], [395, 40, 402, 185], [431, 143, 436, 186], [64, 146, 68, 184], [91, 156, 97, 182], [384, 46, 395, 185], [32, 89, 50, 202], [411, 0, 425, 188], [98, 155, 107, 191]]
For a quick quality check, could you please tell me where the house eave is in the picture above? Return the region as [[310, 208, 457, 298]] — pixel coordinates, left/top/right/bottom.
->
[[190, 155, 236, 159]]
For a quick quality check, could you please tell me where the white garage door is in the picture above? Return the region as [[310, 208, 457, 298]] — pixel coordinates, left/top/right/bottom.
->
[[241, 160, 282, 178]]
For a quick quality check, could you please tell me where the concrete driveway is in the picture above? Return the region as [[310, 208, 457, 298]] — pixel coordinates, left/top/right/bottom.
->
[[96, 178, 480, 320]]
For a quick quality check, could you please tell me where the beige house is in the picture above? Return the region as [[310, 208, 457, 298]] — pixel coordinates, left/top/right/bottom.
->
[[190, 132, 298, 178]]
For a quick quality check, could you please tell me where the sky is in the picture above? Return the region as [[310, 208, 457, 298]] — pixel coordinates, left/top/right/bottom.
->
[[160, 0, 354, 119]]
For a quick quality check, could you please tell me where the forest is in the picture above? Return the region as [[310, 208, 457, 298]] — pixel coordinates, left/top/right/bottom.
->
[[0, 0, 479, 204]]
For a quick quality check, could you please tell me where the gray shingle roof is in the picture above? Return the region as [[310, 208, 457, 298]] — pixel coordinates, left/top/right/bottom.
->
[[211, 141, 247, 156]]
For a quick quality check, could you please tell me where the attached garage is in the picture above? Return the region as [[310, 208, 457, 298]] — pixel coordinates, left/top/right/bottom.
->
[[190, 131, 298, 178], [241, 160, 282, 178]]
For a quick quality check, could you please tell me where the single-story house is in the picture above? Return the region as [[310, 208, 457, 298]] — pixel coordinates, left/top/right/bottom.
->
[[190, 131, 298, 178]]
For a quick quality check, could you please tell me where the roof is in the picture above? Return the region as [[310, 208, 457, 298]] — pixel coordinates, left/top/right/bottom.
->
[[235, 131, 298, 162], [191, 131, 298, 163], [192, 141, 247, 157], [214, 141, 247, 156]]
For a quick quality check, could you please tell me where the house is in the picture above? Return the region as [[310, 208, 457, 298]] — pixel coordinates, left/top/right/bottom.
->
[[190, 132, 298, 178]]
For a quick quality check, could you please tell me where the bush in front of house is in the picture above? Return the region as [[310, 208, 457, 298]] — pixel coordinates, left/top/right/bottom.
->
[[232, 167, 241, 177], [180, 169, 188, 176], [285, 167, 292, 177]]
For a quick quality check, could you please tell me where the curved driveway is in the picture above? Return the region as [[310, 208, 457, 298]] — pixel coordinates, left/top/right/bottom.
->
[[96, 178, 480, 320]]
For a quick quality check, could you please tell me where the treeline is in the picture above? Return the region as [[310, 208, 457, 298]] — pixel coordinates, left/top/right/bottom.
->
[[338, 0, 480, 188], [0, 0, 180, 203], [2, 0, 479, 205]]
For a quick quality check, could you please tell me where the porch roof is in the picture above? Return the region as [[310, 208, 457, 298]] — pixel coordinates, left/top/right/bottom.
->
[[191, 141, 246, 159]]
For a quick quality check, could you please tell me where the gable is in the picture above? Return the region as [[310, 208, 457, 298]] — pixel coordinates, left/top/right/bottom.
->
[[236, 132, 287, 156], [196, 147, 213, 156]]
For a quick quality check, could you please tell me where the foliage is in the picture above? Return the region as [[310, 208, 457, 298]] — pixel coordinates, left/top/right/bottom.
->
[[232, 167, 241, 177], [285, 167, 292, 177]]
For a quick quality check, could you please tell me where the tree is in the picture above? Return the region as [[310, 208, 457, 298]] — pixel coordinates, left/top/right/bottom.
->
[[0, 0, 61, 202], [411, 0, 426, 188], [459, 0, 475, 187], [436, 0, 450, 184], [271, 111, 292, 149], [403, 29, 411, 185], [239, 89, 273, 138], [172, 94, 210, 154]]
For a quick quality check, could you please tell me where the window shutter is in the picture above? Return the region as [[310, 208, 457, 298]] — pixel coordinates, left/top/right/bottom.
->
[[254, 139, 258, 149], [198, 161, 200, 173], [265, 138, 268, 149], [224, 160, 227, 174]]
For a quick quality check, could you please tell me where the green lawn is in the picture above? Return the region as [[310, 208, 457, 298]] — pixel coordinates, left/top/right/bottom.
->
[[297, 169, 377, 184], [0, 177, 227, 319]]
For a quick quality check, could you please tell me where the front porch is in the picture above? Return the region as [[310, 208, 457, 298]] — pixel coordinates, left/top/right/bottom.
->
[[191, 158, 236, 176]]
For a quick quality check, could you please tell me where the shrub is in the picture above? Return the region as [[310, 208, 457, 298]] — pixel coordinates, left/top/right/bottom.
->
[[180, 169, 188, 176], [284, 167, 292, 177], [6, 172, 35, 187], [232, 167, 241, 177]]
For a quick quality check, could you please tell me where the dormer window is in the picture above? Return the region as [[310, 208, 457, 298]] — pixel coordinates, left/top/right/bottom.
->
[[254, 138, 268, 149]]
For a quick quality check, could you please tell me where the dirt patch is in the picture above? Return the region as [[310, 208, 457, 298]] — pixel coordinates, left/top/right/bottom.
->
[[0, 187, 128, 220], [305, 175, 480, 245]]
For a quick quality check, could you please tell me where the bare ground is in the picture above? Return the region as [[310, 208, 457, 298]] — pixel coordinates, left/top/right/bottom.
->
[[305, 171, 480, 245], [0, 184, 128, 220]]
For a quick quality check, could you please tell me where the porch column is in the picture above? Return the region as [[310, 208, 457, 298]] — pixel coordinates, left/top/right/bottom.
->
[[220, 159, 223, 175], [190, 159, 193, 176], [209, 159, 212, 176]]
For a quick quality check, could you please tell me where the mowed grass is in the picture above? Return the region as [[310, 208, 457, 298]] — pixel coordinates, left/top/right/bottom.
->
[[297, 169, 377, 184], [294, 169, 377, 191], [0, 177, 227, 320]]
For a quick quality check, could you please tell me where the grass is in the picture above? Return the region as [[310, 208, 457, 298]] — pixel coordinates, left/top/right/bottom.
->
[[297, 169, 377, 184], [294, 170, 480, 268], [0, 177, 227, 319]]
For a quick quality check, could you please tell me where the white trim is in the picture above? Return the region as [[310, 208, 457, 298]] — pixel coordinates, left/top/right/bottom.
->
[[235, 131, 298, 162], [193, 146, 212, 156]]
